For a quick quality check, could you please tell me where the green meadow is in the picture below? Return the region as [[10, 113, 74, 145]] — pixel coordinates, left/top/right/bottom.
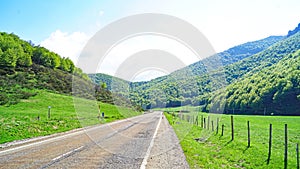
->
[[165, 112, 300, 168], [0, 90, 140, 144]]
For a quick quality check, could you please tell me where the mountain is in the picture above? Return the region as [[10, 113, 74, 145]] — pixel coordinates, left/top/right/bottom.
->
[[88, 73, 141, 109], [88, 73, 129, 91], [224, 32, 300, 83], [288, 23, 300, 37], [0, 32, 110, 106], [129, 35, 283, 90], [0, 32, 141, 111], [179, 35, 284, 77], [126, 35, 286, 108], [89, 23, 300, 114], [210, 49, 300, 115]]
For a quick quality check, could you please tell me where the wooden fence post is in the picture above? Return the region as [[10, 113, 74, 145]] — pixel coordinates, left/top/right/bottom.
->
[[267, 124, 272, 164], [247, 121, 250, 147], [221, 124, 224, 136], [231, 116, 234, 141], [192, 115, 194, 124], [196, 116, 198, 126], [208, 116, 210, 130], [48, 106, 51, 119], [284, 124, 288, 169], [212, 121, 214, 131], [201, 115, 203, 128], [204, 118, 206, 129], [216, 118, 219, 134], [296, 143, 299, 169]]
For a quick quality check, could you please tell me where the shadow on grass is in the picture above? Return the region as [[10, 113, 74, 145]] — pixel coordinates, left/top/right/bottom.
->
[[224, 140, 233, 146], [243, 146, 250, 153]]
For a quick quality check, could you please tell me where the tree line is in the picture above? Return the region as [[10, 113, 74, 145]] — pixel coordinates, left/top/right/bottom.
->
[[0, 32, 75, 73], [89, 30, 300, 115]]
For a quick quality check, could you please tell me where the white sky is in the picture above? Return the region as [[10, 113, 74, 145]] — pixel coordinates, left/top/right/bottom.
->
[[40, 0, 300, 81]]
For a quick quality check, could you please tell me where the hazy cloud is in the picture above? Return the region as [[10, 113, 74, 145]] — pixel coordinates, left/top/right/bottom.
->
[[40, 30, 90, 64]]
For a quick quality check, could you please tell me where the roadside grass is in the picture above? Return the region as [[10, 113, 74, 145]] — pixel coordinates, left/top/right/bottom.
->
[[0, 90, 141, 144], [165, 112, 300, 168], [155, 106, 202, 112]]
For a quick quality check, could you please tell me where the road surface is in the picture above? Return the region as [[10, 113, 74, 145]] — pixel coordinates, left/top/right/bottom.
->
[[0, 111, 189, 169]]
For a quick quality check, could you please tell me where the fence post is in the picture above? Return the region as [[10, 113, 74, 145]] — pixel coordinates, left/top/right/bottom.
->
[[193, 115, 195, 124], [267, 124, 272, 164], [296, 143, 299, 169], [204, 118, 206, 129], [216, 118, 219, 134], [212, 121, 214, 131], [221, 124, 224, 136], [201, 115, 203, 128], [196, 116, 198, 126], [231, 116, 234, 141], [208, 116, 210, 130], [48, 106, 51, 119], [247, 121, 250, 147], [284, 124, 288, 169]]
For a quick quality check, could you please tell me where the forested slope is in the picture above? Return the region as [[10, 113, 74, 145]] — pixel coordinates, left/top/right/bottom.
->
[[0, 32, 116, 106], [127, 34, 293, 109], [210, 50, 300, 115]]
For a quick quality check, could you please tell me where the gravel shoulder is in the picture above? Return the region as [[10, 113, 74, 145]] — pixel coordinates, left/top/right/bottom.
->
[[146, 114, 190, 169]]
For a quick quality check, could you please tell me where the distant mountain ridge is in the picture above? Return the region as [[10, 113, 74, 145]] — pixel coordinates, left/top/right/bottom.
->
[[181, 35, 284, 76], [2, 21, 298, 115], [90, 35, 283, 91], [288, 23, 300, 37], [89, 22, 300, 115]]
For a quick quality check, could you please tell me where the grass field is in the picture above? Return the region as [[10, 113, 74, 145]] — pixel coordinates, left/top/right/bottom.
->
[[165, 112, 300, 168], [0, 90, 141, 144], [155, 106, 202, 112]]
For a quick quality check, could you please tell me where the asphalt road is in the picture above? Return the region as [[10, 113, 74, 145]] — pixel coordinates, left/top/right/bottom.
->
[[0, 111, 189, 169]]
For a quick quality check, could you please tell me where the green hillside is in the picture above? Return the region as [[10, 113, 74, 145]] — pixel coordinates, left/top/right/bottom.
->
[[0, 90, 140, 144], [210, 50, 300, 115], [89, 35, 284, 109], [88, 23, 300, 115], [89, 73, 129, 91], [0, 32, 134, 109], [131, 31, 299, 110], [0, 32, 91, 105], [224, 31, 300, 83], [0, 32, 142, 144], [182, 35, 283, 76]]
